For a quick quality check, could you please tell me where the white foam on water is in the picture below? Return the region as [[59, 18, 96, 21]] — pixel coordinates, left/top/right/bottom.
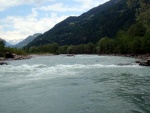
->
[[0, 64, 47, 73], [0, 63, 140, 73], [0, 63, 141, 87], [54, 63, 140, 69], [75, 55, 103, 59]]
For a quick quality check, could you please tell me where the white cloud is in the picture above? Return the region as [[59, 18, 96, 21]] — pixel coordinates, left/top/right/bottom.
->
[[0, 10, 67, 44], [0, 0, 55, 11], [0, 0, 109, 44], [74, 0, 109, 10], [39, 3, 83, 12], [0, 0, 21, 11], [39, 0, 109, 13]]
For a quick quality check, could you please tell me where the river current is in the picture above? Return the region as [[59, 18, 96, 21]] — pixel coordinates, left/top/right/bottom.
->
[[0, 55, 150, 113]]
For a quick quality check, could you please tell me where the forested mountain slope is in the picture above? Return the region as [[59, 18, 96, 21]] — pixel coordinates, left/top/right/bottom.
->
[[25, 0, 136, 48]]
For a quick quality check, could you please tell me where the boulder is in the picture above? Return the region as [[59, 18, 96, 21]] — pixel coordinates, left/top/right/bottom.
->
[[146, 59, 150, 65], [5, 52, 14, 58], [139, 62, 149, 66], [135, 61, 141, 63]]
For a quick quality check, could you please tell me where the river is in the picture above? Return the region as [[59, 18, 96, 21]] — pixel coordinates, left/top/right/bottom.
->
[[0, 55, 150, 113]]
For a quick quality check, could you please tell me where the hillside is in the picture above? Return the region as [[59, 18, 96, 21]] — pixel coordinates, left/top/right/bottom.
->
[[14, 33, 42, 48], [25, 0, 137, 48]]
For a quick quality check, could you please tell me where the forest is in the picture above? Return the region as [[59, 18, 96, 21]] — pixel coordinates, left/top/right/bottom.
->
[[26, 22, 149, 55], [0, 40, 26, 58], [25, 22, 150, 55], [1, 0, 150, 56], [24, 0, 150, 55]]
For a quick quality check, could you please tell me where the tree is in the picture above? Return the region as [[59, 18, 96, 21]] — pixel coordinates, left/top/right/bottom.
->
[[97, 37, 114, 54], [142, 32, 150, 53], [84, 43, 95, 54], [127, 0, 150, 31], [0, 40, 5, 51], [67, 45, 74, 54], [127, 22, 146, 37]]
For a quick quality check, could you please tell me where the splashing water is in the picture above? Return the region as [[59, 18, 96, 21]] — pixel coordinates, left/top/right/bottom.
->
[[0, 55, 150, 113]]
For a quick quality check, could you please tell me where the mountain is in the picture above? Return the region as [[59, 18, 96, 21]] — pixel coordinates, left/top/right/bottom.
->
[[25, 0, 137, 48], [5, 42, 12, 47], [0, 38, 10, 47], [14, 33, 42, 48], [0, 38, 4, 42]]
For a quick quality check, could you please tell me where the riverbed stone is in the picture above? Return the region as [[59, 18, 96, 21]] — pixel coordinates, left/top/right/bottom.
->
[[0, 62, 8, 65]]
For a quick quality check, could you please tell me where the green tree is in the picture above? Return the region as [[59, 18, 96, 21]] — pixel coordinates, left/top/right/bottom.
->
[[97, 37, 114, 54], [142, 32, 150, 53], [58, 45, 68, 54], [129, 36, 142, 54], [127, 22, 146, 37], [67, 45, 74, 54], [84, 43, 95, 54], [0, 40, 5, 49]]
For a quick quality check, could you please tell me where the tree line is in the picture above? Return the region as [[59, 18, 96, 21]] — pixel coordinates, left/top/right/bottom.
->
[[25, 22, 150, 55], [25, 0, 150, 55], [0, 40, 26, 57]]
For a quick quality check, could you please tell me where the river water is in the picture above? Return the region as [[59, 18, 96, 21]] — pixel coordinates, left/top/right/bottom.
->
[[0, 55, 150, 113]]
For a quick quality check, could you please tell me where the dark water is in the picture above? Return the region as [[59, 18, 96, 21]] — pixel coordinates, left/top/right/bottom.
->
[[0, 55, 150, 113]]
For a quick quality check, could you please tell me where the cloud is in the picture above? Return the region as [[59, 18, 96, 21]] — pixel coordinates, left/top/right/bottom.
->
[[39, 3, 82, 12], [0, 0, 21, 11], [0, 9, 67, 44], [74, 0, 109, 10], [0, 0, 55, 11], [39, 0, 109, 13], [0, 0, 109, 44]]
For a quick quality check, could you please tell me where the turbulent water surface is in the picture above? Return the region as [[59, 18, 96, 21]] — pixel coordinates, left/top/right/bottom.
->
[[0, 55, 150, 113]]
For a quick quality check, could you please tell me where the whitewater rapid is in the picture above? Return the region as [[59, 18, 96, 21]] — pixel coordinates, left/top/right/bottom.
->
[[0, 55, 149, 113]]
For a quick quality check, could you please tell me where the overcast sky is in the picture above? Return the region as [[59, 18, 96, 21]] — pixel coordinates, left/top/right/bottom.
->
[[0, 0, 109, 45]]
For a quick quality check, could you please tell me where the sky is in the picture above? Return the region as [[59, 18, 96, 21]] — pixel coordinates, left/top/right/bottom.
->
[[0, 0, 109, 45]]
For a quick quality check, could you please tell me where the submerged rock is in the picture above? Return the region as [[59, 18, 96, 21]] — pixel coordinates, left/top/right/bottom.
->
[[117, 63, 133, 66], [139, 62, 149, 66], [136, 59, 150, 66], [0, 62, 8, 65], [67, 54, 75, 57]]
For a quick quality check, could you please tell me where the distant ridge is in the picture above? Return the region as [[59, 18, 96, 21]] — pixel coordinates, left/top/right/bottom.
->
[[25, 0, 136, 48], [14, 33, 42, 48]]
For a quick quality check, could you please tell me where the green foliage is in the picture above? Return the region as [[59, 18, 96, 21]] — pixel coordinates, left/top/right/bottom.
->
[[4, 47, 26, 55], [0, 40, 5, 57], [25, 0, 136, 48], [127, 0, 150, 31], [24, 0, 149, 55], [0, 40, 5, 51], [97, 37, 114, 54], [141, 32, 150, 53], [0, 39, 27, 57], [27, 43, 96, 54], [127, 22, 146, 37]]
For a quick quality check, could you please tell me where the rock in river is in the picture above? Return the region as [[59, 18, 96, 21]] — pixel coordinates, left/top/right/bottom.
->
[[0, 62, 8, 65]]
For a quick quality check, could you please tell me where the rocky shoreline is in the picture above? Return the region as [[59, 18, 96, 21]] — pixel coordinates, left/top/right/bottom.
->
[[1, 53, 150, 66], [124, 54, 150, 66], [135, 59, 150, 66], [0, 53, 32, 65], [99, 54, 150, 66]]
